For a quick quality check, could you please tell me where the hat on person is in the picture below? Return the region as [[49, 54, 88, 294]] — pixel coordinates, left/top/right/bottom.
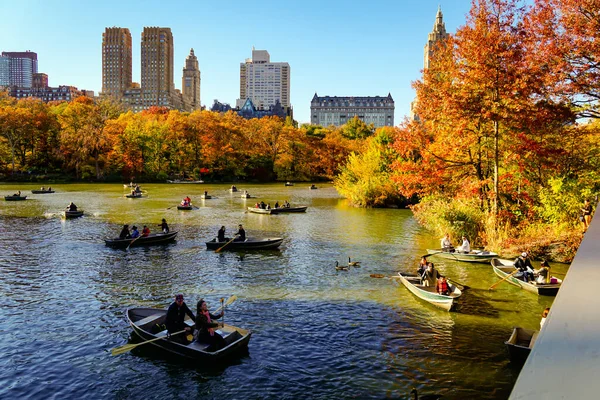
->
[[521, 252, 528, 257], [175, 294, 184, 301]]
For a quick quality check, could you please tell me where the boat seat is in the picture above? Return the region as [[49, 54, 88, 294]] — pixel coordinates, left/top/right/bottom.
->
[[135, 313, 164, 328]]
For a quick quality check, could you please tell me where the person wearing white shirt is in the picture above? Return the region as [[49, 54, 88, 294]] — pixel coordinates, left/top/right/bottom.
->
[[457, 236, 471, 253], [441, 233, 453, 251]]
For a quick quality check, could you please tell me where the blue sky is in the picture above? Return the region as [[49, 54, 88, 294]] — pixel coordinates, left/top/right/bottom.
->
[[0, 0, 472, 124]]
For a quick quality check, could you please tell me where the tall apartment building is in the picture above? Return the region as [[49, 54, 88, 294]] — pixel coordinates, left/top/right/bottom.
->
[[310, 94, 395, 128], [410, 6, 449, 120], [182, 48, 201, 110], [102, 27, 132, 97], [237, 48, 290, 111], [1, 51, 38, 87], [141, 27, 175, 109]]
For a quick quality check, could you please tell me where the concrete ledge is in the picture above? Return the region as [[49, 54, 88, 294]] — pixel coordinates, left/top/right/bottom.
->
[[510, 212, 598, 399]]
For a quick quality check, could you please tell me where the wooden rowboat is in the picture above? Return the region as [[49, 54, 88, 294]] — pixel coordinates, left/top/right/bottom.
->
[[200, 194, 212, 199], [4, 195, 27, 201], [505, 327, 538, 364], [126, 307, 251, 362], [284, 182, 294, 186], [177, 205, 194, 210], [64, 210, 84, 219], [309, 185, 318, 190], [270, 206, 307, 214], [105, 232, 178, 248], [491, 258, 562, 296], [205, 237, 283, 251], [426, 248, 498, 263], [397, 272, 461, 311], [125, 194, 144, 198], [31, 190, 55, 194], [247, 207, 272, 214], [240, 193, 252, 199]]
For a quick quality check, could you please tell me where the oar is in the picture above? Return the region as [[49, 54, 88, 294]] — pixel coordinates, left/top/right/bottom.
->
[[447, 277, 470, 290], [111, 329, 187, 356], [126, 235, 143, 250], [213, 295, 237, 314], [220, 298, 225, 327], [422, 251, 442, 258], [192, 206, 199, 210], [489, 269, 520, 290], [215, 235, 238, 253]]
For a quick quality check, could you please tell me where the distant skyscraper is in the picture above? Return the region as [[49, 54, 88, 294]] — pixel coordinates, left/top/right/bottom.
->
[[411, 6, 449, 120], [237, 48, 290, 110], [102, 27, 132, 96], [424, 6, 448, 69], [1, 51, 38, 88], [182, 48, 201, 110], [141, 27, 175, 109]]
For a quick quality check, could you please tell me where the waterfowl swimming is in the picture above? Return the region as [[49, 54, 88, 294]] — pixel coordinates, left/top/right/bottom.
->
[[348, 257, 361, 267], [335, 261, 349, 271], [410, 388, 442, 400]]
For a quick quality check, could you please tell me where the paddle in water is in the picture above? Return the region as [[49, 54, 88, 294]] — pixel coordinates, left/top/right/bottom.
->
[[215, 235, 238, 253], [489, 269, 519, 290], [111, 329, 187, 356]]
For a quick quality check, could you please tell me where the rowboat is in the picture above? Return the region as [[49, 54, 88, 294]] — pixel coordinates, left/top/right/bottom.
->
[[31, 190, 55, 194], [284, 182, 294, 186], [270, 206, 307, 214], [205, 237, 283, 251], [64, 210, 84, 219], [126, 307, 251, 362], [505, 327, 538, 363], [229, 188, 238, 192], [125, 194, 144, 198], [166, 179, 204, 184], [4, 195, 27, 201], [240, 193, 252, 199], [201, 194, 212, 199], [491, 258, 562, 296], [177, 205, 194, 210], [247, 207, 272, 214], [397, 272, 461, 311], [105, 232, 178, 248], [309, 185, 318, 190], [426, 248, 498, 263]]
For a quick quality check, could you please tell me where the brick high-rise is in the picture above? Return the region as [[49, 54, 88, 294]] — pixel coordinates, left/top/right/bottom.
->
[[102, 27, 132, 96], [141, 27, 175, 109]]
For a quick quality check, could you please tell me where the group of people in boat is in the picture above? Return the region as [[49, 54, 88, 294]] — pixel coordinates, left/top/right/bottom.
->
[[181, 196, 192, 207], [119, 219, 169, 239], [417, 257, 452, 295], [513, 252, 552, 284], [217, 224, 246, 242], [254, 200, 291, 210], [440, 233, 471, 253], [40, 186, 52, 191], [164, 294, 226, 351]]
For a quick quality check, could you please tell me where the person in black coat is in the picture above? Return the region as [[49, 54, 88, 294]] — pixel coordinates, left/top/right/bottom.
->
[[218, 226, 226, 242], [165, 294, 196, 344], [514, 252, 534, 282], [234, 224, 246, 241], [119, 224, 131, 239], [195, 299, 225, 351]]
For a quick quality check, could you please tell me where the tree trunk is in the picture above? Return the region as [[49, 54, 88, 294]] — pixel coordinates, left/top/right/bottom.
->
[[493, 119, 499, 218]]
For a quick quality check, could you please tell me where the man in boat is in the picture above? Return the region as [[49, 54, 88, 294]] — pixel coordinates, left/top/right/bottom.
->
[[130, 226, 140, 238], [14, 190, 21, 196], [441, 233, 454, 252], [422, 263, 441, 287], [119, 224, 131, 239], [514, 252, 534, 282], [158, 219, 169, 234], [259, 201, 266, 209], [166, 294, 196, 344], [457, 236, 471, 253], [275, 201, 279, 209], [141, 225, 150, 237], [436, 276, 451, 295], [234, 224, 246, 241], [217, 226, 227, 242], [67, 202, 77, 211], [195, 299, 226, 351], [41, 186, 46, 191]]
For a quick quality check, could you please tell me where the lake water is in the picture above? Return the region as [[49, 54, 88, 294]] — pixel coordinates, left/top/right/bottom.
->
[[0, 183, 563, 399]]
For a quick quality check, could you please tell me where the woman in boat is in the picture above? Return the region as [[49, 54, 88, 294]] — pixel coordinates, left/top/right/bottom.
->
[[141, 225, 150, 237], [422, 263, 441, 287], [436, 276, 451, 295], [119, 224, 131, 239], [130, 226, 140, 238], [217, 226, 226, 242], [166, 294, 196, 344], [535, 260, 551, 284], [457, 236, 471, 253], [417, 257, 428, 277], [158, 218, 169, 233], [195, 299, 225, 351]]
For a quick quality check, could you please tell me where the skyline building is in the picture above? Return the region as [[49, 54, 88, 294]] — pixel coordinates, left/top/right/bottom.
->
[[182, 48, 201, 111], [310, 94, 395, 128], [237, 48, 290, 112], [102, 27, 133, 97], [141, 27, 175, 109], [1, 50, 38, 88]]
